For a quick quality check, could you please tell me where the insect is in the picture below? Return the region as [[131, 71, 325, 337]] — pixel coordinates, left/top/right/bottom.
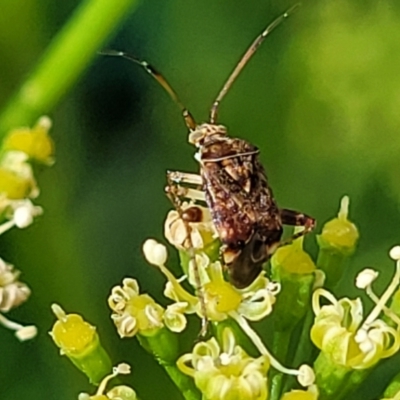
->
[[101, 4, 315, 290]]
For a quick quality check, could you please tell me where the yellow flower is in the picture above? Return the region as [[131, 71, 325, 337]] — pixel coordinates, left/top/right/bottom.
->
[[143, 239, 315, 387], [108, 278, 164, 337], [108, 277, 187, 337], [0, 151, 37, 200], [311, 288, 399, 369], [143, 239, 277, 323], [178, 328, 270, 400], [3, 116, 54, 165]]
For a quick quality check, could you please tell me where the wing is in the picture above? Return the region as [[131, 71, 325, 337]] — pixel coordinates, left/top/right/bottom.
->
[[200, 137, 281, 248]]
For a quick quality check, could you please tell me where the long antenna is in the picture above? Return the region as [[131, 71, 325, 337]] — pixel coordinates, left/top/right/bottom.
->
[[99, 50, 197, 130], [209, 3, 300, 124]]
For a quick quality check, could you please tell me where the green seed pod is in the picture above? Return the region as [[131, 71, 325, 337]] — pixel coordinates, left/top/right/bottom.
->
[[271, 235, 316, 332], [317, 196, 359, 289], [50, 304, 112, 385]]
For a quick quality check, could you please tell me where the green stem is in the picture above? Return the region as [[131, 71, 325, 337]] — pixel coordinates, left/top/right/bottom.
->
[[333, 369, 371, 400], [291, 310, 314, 366], [163, 364, 201, 400], [282, 310, 315, 394], [313, 352, 352, 400], [0, 0, 141, 137], [137, 331, 201, 400], [270, 330, 291, 400], [270, 373, 284, 400]]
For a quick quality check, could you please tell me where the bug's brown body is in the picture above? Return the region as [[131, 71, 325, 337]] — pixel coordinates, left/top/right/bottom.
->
[[196, 124, 282, 287], [192, 122, 316, 288]]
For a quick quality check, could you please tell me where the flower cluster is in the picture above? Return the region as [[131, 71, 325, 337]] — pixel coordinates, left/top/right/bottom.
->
[[0, 117, 54, 340], [50, 192, 400, 400]]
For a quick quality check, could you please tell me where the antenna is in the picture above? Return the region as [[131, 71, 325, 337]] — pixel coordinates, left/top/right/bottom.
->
[[209, 3, 300, 123], [99, 50, 197, 130]]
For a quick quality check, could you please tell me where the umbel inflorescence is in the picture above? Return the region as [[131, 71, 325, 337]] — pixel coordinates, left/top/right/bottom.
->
[[0, 117, 54, 341], [50, 194, 400, 400]]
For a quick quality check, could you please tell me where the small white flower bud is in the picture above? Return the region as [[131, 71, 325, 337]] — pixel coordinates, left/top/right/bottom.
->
[[114, 363, 131, 375], [356, 268, 379, 289], [13, 201, 42, 228], [219, 352, 230, 366], [38, 115, 52, 130], [15, 325, 38, 341], [297, 364, 315, 387], [355, 328, 374, 353], [142, 239, 168, 266], [14, 206, 34, 228], [354, 328, 367, 343], [389, 245, 400, 261]]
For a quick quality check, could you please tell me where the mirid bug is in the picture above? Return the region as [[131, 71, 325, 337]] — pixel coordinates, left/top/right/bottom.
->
[[101, 4, 315, 290]]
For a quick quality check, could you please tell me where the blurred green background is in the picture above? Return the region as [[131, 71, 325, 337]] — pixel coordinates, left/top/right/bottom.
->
[[1, 0, 400, 399]]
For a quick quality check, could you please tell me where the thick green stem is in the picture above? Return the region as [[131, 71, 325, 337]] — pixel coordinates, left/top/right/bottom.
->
[[313, 352, 352, 400], [137, 331, 201, 400], [270, 330, 291, 400], [163, 365, 201, 400], [0, 0, 141, 137]]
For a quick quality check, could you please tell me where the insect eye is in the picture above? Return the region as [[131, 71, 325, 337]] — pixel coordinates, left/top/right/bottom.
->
[[188, 130, 204, 145], [182, 206, 203, 223]]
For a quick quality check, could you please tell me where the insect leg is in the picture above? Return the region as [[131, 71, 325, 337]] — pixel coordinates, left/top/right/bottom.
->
[[166, 171, 205, 204], [279, 208, 316, 243], [167, 171, 203, 186], [165, 172, 209, 336], [99, 50, 197, 130]]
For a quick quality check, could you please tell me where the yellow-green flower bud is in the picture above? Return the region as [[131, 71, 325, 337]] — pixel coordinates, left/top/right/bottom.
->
[[3, 116, 54, 165], [50, 304, 112, 384], [317, 196, 359, 289], [271, 235, 316, 332], [280, 386, 318, 400], [318, 196, 359, 252], [0, 156, 36, 200]]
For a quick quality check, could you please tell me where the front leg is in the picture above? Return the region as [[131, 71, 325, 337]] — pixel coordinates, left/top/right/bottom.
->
[[165, 170, 206, 208], [165, 170, 209, 336]]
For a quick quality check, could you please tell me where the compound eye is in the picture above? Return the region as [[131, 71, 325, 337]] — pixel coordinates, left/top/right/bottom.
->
[[188, 130, 203, 145], [218, 125, 227, 134], [182, 206, 203, 223]]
